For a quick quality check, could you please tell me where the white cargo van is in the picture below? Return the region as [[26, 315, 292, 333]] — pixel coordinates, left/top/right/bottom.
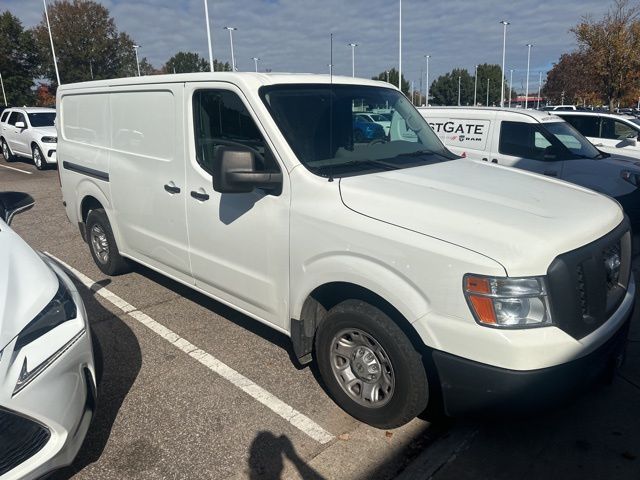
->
[[419, 107, 640, 229], [58, 74, 634, 427]]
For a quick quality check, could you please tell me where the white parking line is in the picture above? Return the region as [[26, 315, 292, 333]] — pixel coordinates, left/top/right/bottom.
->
[[0, 164, 33, 174], [44, 252, 335, 445]]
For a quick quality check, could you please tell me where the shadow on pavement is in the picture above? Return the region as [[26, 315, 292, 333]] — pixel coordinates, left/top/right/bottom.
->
[[50, 277, 142, 479], [248, 431, 325, 480], [131, 263, 304, 368]]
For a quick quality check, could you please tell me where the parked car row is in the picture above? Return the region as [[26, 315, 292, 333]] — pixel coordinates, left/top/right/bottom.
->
[[0, 107, 58, 170]]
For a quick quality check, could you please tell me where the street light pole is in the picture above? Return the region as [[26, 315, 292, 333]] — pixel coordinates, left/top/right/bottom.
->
[[0, 73, 6, 106], [398, 0, 402, 90], [203, 0, 214, 72], [252, 57, 260, 72], [424, 55, 430, 107], [224, 27, 238, 71], [348, 43, 358, 77], [486, 78, 490, 106], [474, 64, 478, 106], [458, 76, 461, 106], [537, 71, 542, 109], [43, 0, 61, 85], [525, 43, 532, 109], [133, 44, 141, 76], [500, 20, 509, 107], [509, 69, 513, 108]]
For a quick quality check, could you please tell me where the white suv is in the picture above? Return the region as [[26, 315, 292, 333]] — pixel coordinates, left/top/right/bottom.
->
[[0, 107, 58, 170]]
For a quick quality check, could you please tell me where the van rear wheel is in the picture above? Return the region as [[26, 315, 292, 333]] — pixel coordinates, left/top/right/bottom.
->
[[315, 300, 429, 429], [86, 208, 131, 275]]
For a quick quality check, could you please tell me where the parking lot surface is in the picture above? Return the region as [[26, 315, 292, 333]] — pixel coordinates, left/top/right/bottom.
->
[[2, 158, 640, 480]]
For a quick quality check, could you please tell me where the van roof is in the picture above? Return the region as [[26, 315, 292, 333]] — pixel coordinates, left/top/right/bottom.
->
[[6, 107, 55, 113], [56, 72, 391, 92], [419, 106, 563, 123], [553, 111, 638, 121]]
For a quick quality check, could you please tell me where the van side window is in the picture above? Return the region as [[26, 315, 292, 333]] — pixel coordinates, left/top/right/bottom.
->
[[562, 115, 600, 137], [0, 111, 9, 123], [499, 121, 549, 160], [601, 118, 637, 140], [193, 90, 279, 176]]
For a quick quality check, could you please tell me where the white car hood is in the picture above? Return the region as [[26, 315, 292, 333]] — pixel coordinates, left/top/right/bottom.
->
[[339, 159, 623, 276], [0, 223, 57, 351]]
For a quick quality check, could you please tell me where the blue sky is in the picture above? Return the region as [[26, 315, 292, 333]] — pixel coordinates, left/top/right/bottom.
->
[[5, 0, 610, 92]]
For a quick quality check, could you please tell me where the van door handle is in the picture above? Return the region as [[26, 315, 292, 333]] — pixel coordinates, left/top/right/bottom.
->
[[190, 190, 210, 201], [481, 158, 488, 161], [544, 170, 558, 177], [164, 183, 181, 194], [491, 159, 498, 163]]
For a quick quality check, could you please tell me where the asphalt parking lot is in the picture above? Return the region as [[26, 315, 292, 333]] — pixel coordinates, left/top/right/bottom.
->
[[2, 157, 640, 480]]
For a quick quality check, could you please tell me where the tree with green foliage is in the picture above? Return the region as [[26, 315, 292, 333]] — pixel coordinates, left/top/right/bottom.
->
[[31, 0, 137, 85], [430, 68, 474, 106], [163, 52, 231, 74], [138, 57, 159, 76], [475, 64, 506, 106], [371, 68, 410, 95], [0, 11, 39, 105]]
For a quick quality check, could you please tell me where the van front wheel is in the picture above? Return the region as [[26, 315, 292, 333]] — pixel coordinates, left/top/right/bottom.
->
[[315, 300, 429, 429], [86, 208, 130, 275]]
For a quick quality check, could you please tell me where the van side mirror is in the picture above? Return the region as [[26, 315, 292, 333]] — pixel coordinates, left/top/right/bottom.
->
[[15, 121, 26, 129], [0, 192, 35, 225], [212, 146, 282, 194]]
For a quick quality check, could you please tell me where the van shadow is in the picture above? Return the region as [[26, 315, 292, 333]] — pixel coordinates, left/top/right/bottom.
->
[[248, 432, 325, 480], [130, 263, 305, 369], [50, 277, 142, 479]]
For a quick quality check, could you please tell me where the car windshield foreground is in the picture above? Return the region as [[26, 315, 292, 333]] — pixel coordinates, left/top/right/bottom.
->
[[27, 112, 56, 127], [260, 84, 456, 177]]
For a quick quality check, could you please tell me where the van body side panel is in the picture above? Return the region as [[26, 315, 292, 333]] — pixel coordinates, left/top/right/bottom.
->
[[107, 86, 192, 281], [58, 92, 111, 231]]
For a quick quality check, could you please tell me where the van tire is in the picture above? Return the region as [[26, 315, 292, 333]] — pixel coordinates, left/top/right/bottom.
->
[[1, 139, 14, 162], [314, 299, 429, 429], [86, 208, 131, 275]]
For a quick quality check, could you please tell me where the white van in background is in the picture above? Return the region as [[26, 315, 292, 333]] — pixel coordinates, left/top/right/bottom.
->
[[418, 107, 640, 229], [555, 111, 640, 160], [57, 73, 634, 427]]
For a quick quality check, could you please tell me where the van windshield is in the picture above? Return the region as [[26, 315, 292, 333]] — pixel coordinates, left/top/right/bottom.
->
[[543, 121, 603, 159], [259, 84, 456, 177]]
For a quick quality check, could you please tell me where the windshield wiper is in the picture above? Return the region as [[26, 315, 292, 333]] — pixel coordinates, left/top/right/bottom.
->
[[331, 159, 400, 171], [395, 149, 437, 157]]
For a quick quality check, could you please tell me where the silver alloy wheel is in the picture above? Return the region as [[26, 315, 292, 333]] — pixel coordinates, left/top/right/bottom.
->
[[32, 146, 42, 168], [90, 224, 110, 264], [330, 328, 395, 408], [2, 141, 8, 159]]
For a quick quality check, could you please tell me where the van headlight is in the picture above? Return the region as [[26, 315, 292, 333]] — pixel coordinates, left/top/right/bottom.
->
[[463, 275, 552, 328], [40, 136, 57, 143]]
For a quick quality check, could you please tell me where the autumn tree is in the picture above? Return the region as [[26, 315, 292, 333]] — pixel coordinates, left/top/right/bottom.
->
[[543, 51, 600, 105], [0, 11, 39, 105], [572, 0, 640, 109], [163, 52, 230, 74], [371, 68, 410, 95], [31, 0, 138, 85]]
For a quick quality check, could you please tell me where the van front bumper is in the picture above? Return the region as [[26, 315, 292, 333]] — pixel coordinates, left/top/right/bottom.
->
[[432, 307, 632, 416]]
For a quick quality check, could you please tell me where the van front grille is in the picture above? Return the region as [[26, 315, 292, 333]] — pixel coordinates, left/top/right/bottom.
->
[[546, 219, 631, 339]]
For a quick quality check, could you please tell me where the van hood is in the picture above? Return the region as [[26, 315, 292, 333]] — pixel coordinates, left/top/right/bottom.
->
[[339, 159, 623, 276], [0, 224, 57, 351]]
